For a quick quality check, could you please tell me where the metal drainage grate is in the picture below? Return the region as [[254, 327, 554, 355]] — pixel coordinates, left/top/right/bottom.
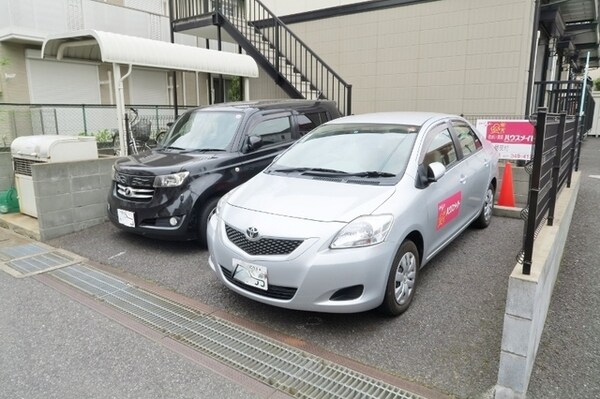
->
[[0, 243, 49, 259], [9, 252, 75, 274], [2, 248, 81, 277], [50, 265, 425, 399]]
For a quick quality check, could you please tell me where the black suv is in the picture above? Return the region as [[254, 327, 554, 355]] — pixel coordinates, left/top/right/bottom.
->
[[107, 99, 341, 245]]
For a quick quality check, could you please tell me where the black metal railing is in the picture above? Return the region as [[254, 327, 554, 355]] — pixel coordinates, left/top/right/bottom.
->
[[518, 108, 578, 274], [171, 0, 352, 115]]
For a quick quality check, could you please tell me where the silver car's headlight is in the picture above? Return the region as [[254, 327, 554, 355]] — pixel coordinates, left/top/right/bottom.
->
[[153, 171, 189, 187], [330, 215, 393, 249], [215, 188, 236, 216]]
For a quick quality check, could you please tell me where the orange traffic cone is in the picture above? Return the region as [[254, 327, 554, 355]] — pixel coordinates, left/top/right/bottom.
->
[[497, 162, 515, 207]]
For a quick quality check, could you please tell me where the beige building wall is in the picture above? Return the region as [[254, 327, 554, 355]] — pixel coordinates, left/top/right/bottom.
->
[[248, 65, 290, 100], [179, 71, 208, 107], [261, 0, 535, 116], [260, 0, 371, 15], [0, 42, 33, 103]]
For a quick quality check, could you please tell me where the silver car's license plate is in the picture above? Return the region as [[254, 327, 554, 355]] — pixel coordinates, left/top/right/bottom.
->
[[232, 259, 268, 291], [117, 209, 135, 227]]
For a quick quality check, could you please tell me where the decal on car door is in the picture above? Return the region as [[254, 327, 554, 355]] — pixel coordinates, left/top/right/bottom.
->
[[437, 191, 462, 231]]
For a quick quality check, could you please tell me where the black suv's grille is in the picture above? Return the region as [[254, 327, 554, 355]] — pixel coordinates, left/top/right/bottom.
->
[[225, 224, 303, 256], [220, 266, 297, 300], [114, 172, 155, 202], [114, 172, 154, 188]]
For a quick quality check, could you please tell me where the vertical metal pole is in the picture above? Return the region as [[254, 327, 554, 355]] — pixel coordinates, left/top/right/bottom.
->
[[218, 25, 224, 102], [524, 0, 541, 117], [547, 112, 566, 226], [40, 109, 45, 135], [112, 63, 127, 156], [579, 51, 590, 117], [82, 104, 88, 135], [169, 0, 179, 118], [346, 84, 352, 116], [205, 39, 213, 105], [522, 107, 547, 275], [275, 23, 280, 75]]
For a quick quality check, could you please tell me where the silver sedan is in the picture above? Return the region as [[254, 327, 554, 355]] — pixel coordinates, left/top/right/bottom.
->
[[207, 112, 499, 315]]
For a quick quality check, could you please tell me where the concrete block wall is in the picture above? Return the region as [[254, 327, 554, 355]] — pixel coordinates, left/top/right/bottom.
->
[[495, 171, 581, 399], [31, 157, 115, 241], [0, 152, 12, 191]]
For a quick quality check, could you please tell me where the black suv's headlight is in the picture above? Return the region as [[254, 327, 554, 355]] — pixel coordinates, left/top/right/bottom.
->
[[153, 171, 189, 188]]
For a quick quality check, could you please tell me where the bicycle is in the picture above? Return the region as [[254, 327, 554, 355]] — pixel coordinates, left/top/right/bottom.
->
[[112, 108, 166, 156]]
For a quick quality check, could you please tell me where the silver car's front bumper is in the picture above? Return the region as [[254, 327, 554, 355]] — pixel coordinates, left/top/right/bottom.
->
[[207, 208, 398, 313]]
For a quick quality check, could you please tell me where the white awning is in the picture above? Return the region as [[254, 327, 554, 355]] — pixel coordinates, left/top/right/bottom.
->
[[41, 30, 259, 78]]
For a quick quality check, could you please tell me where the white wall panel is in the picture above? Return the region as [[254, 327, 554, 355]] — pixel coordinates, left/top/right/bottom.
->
[[82, 0, 170, 41], [129, 68, 168, 105], [27, 58, 100, 104], [125, 0, 164, 15]]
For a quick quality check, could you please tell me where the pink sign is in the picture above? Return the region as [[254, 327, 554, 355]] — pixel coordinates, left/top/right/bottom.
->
[[485, 121, 535, 144], [437, 191, 462, 231], [476, 119, 535, 161]]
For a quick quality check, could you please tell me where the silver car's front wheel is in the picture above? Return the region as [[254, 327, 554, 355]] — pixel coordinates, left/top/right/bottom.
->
[[473, 183, 495, 228], [381, 240, 419, 316]]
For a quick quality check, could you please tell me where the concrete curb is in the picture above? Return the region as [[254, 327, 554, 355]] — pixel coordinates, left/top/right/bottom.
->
[[495, 171, 581, 399]]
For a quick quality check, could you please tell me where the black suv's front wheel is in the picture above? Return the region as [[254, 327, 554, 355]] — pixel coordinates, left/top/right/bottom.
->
[[198, 197, 220, 248]]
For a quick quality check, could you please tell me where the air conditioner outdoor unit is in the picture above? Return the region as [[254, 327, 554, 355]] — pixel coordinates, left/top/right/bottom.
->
[[10, 135, 98, 218]]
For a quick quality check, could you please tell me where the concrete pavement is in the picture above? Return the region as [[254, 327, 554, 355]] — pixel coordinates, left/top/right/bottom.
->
[[1, 139, 599, 398], [0, 231, 262, 399]]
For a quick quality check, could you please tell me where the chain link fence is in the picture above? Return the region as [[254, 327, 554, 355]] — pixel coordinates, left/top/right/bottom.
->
[[0, 103, 194, 152]]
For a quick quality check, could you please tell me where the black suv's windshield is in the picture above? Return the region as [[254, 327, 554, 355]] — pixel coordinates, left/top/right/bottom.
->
[[161, 110, 243, 151], [269, 123, 419, 177]]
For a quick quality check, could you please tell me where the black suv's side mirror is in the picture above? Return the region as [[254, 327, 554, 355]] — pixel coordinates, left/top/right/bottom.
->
[[246, 135, 263, 152]]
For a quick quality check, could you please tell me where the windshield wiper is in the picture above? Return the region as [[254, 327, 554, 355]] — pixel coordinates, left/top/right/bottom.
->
[[270, 167, 349, 175], [182, 148, 226, 153], [161, 146, 186, 151], [345, 171, 396, 178]]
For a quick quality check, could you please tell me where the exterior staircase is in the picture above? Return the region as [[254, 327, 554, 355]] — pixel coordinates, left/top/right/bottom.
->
[[171, 0, 352, 115]]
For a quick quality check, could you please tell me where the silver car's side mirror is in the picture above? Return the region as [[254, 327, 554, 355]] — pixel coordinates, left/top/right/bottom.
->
[[427, 162, 446, 182]]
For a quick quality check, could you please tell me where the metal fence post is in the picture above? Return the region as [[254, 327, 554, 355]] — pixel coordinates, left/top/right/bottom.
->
[[547, 112, 566, 226], [522, 107, 547, 275], [82, 104, 88, 135]]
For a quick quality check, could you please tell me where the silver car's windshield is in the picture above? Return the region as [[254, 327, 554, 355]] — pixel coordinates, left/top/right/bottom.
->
[[270, 123, 419, 177], [161, 110, 243, 151]]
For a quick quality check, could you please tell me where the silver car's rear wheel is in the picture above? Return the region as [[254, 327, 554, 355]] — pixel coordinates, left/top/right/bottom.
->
[[381, 240, 419, 316]]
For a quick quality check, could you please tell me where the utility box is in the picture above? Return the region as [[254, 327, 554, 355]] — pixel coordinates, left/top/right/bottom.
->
[[10, 135, 98, 217]]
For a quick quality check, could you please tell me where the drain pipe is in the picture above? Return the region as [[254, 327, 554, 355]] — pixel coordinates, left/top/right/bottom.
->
[[524, 0, 541, 117], [113, 63, 133, 156]]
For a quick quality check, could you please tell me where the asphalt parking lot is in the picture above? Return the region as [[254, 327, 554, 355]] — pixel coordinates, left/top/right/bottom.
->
[[51, 210, 523, 398], [44, 138, 600, 399]]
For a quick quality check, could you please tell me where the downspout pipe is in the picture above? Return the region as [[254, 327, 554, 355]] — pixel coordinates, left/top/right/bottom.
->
[[169, 0, 179, 118], [115, 63, 133, 156], [525, 0, 541, 117]]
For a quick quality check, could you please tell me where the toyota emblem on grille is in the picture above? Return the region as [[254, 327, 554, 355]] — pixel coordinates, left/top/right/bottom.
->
[[124, 187, 133, 197], [245, 227, 260, 241]]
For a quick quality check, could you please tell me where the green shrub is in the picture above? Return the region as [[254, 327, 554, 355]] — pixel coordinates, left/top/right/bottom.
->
[[79, 129, 114, 143]]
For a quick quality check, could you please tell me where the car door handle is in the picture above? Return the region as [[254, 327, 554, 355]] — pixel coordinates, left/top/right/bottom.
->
[[459, 176, 467, 184], [483, 159, 489, 167]]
